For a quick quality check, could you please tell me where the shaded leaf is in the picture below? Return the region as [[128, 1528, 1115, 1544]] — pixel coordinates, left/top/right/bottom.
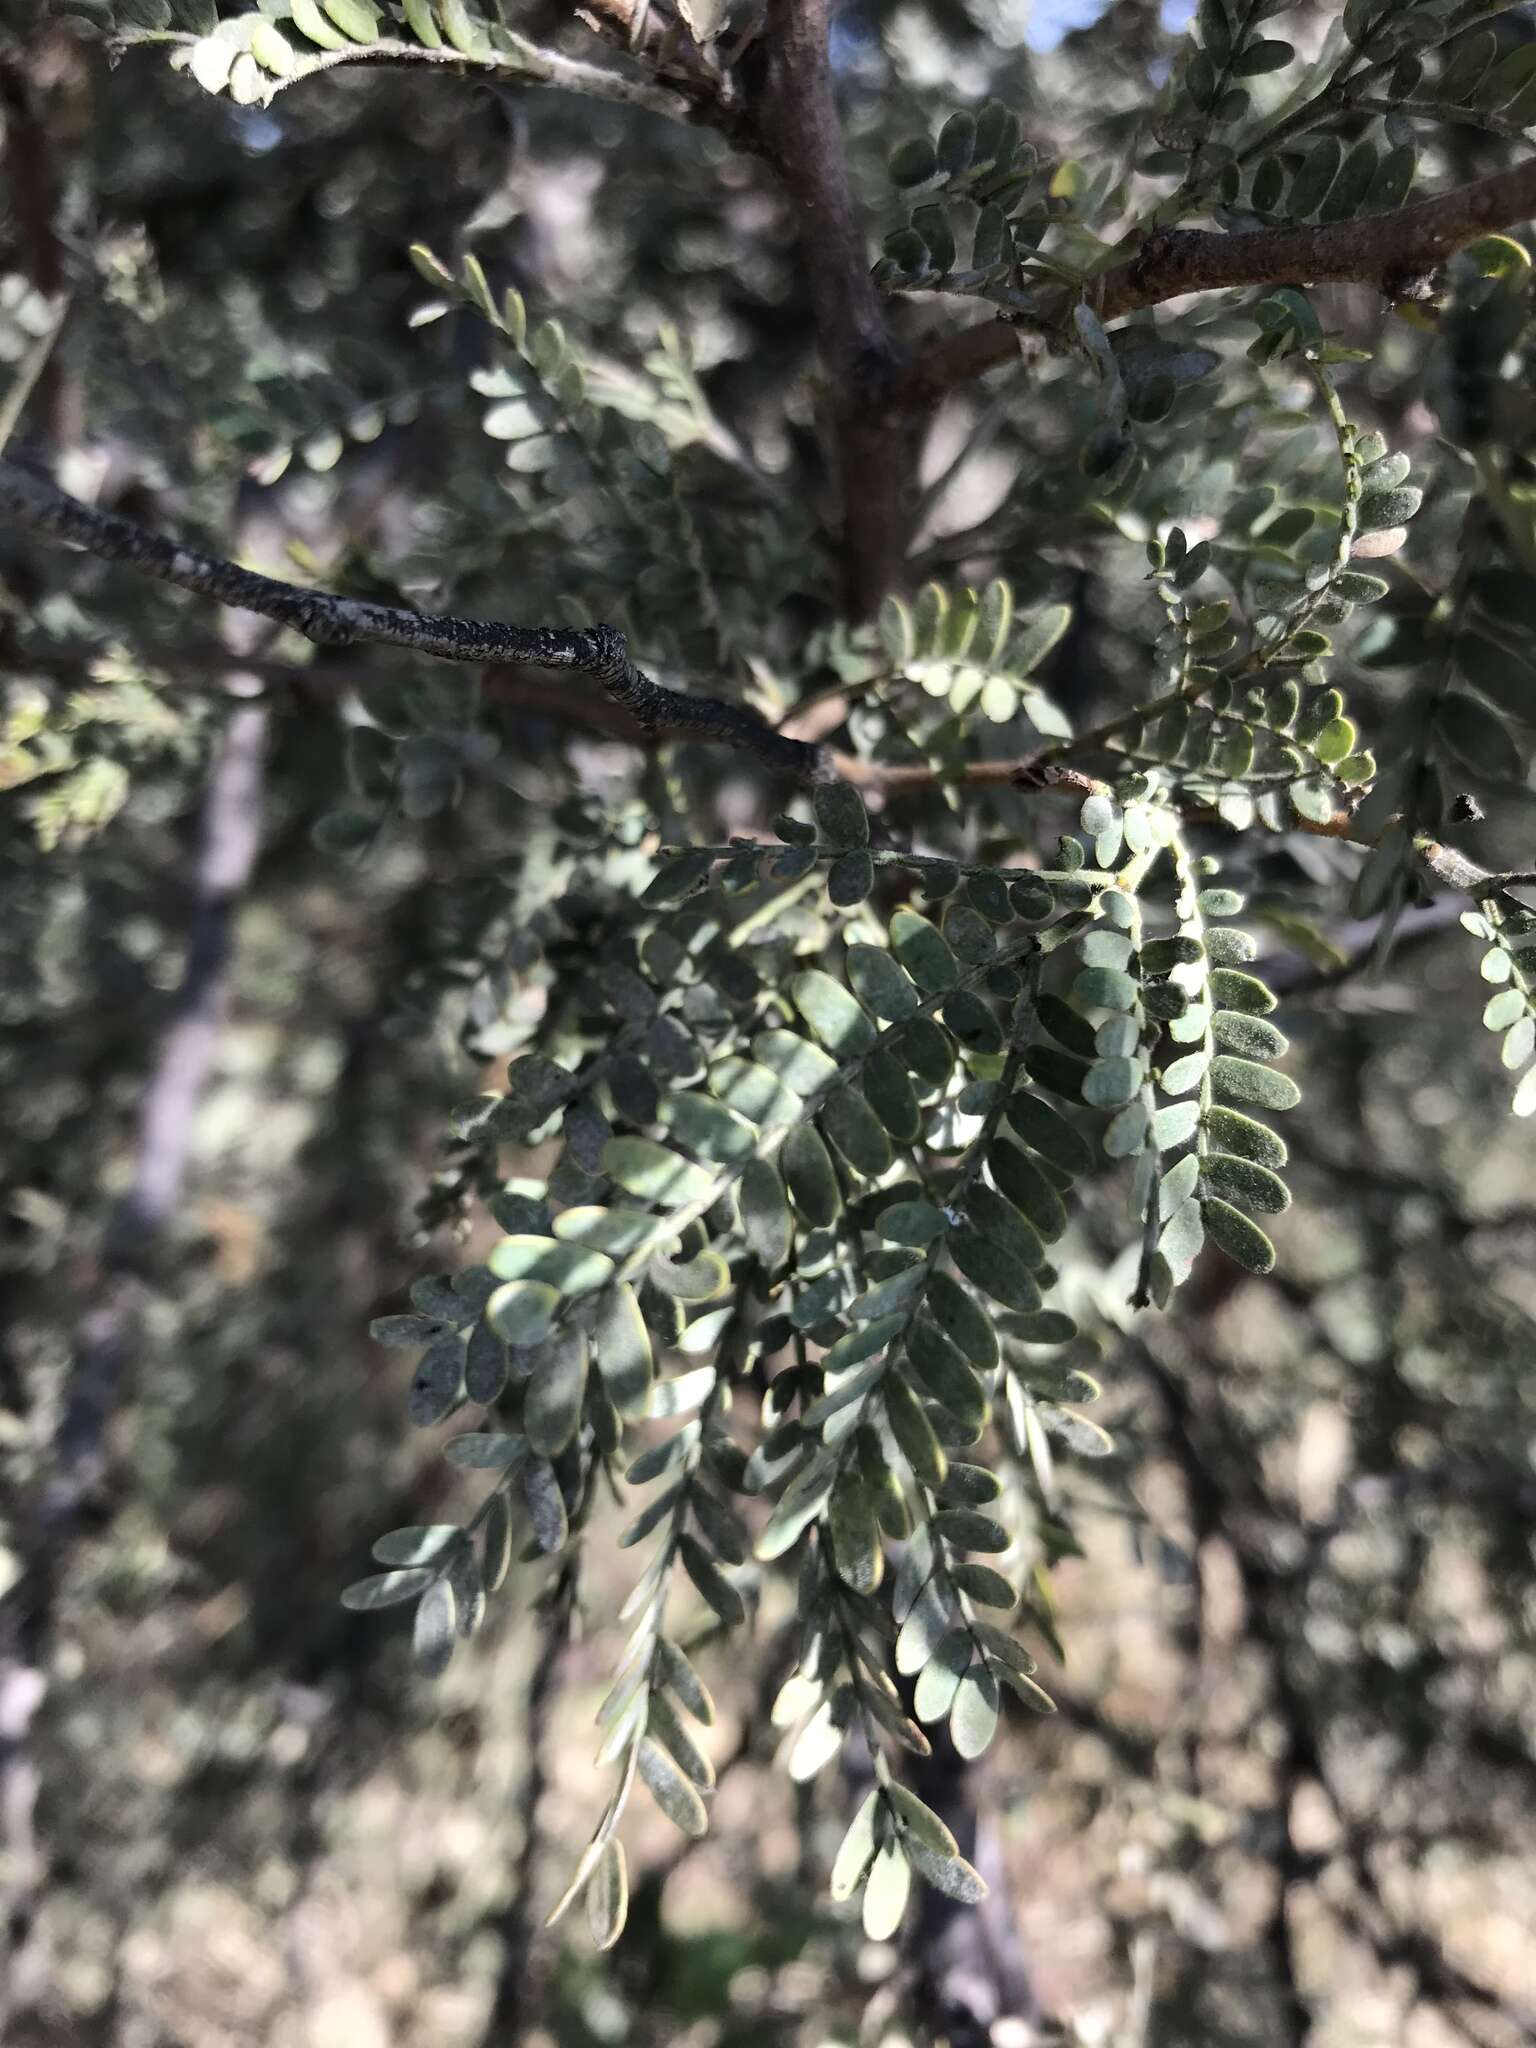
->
[[814, 782, 871, 848], [603, 1138, 718, 1208], [847, 944, 919, 1020], [637, 1737, 709, 1837], [526, 1331, 588, 1455], [523, 1457, 569, 1553]]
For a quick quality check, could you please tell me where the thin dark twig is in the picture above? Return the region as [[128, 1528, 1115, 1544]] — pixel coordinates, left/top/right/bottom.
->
[[0, 457, 827, 783]]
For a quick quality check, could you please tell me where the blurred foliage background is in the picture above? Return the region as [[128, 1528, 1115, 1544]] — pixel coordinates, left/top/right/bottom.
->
[[2, 1, 1536, 2045]]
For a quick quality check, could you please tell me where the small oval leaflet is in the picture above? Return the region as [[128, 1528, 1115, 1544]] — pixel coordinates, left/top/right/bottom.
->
[[523, 1457, 569, 1554], [812, 782, 870, 849], [526, 1333, 589, 1455], [413, 1579, 457, 1679], [878, 1197, 948, 1246], [1211, 1054, 1301, 1112], [487, 1235, 614, 1295], [950, 1561, 1015, 1608], [486, 1279, 561, 1348], [948, 1226, 1041, 1314], [828, 849, 875, 906], [407, 1335, 465, 1426], [1202, 1151, 1290, 1215], [1083, 1054, 1141, 1108], [603, 1137, 718, 1208], [890, 908, 960, 991], [847, 943, 920, 1020], [444, 1431, 525, 1470], [914, 1628, 972, 1724], [820, 1089, 894, 1178], [907, 1319, 989, 1429], [1201, 1194, 1277, 1274], [950, 1662, 1001, 1760], [373, 1524, 459, 1567], [862, 1839, 912, 1941], [341, 1567, 435, 1611], [830, 1788, 880, 1901], [1204, 1104, 1289, 1168], [792, 969, 878, 1057]]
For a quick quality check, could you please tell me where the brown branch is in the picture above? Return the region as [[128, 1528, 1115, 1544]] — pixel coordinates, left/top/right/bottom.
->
[[893, 156, 1536, 411], [894, 320, 1032, 413], [907, 1729, 1043, 2044], [0, 455, 828, 783], [753, 0, 913, 617], [133, 4, 906, 620]]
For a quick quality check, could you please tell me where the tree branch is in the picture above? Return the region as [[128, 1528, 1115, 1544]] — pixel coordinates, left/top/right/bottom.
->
[[0, 456, 827, 782], [892, 156, 1536, 411], [129, 29, 693, 125], [753, 0, 913, 617], [8, 456, 1526, 915], [0, 456, 1075, 789]]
